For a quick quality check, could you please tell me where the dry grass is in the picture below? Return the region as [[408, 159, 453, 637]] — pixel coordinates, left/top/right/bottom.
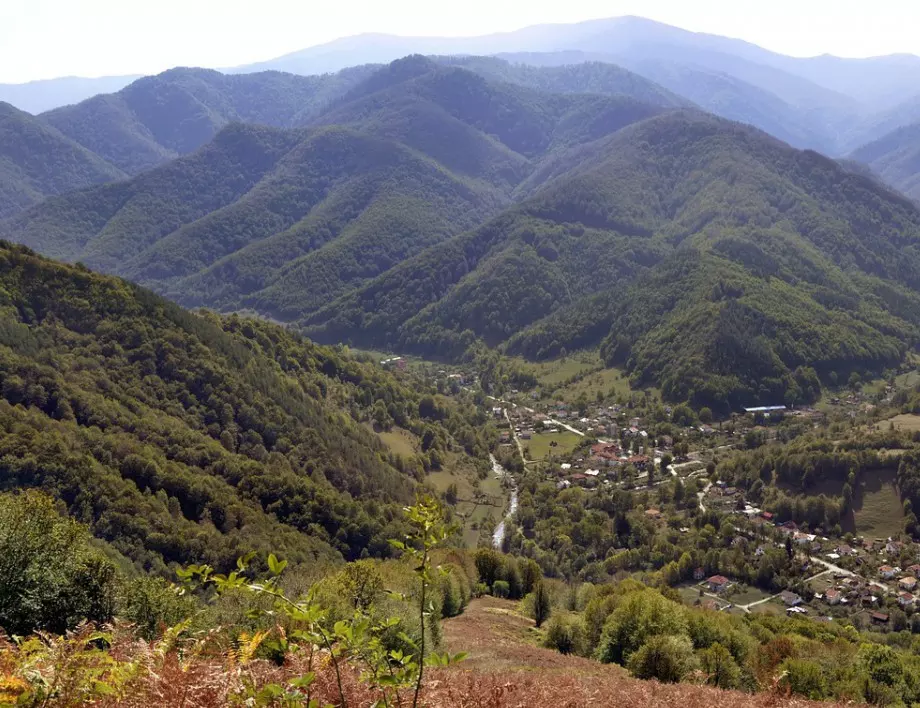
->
[[437, 597, 841, 708], [1, 601, 843, 707]]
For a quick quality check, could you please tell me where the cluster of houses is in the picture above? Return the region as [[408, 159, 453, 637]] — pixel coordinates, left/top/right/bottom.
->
[[380, 356, 407, 370]]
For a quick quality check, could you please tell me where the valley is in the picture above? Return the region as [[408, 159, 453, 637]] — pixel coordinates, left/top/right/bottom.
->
[[7, 9, 920, 707]]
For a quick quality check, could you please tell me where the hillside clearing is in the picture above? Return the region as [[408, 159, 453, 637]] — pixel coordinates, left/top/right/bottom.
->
[[439, 597, 837, 707]]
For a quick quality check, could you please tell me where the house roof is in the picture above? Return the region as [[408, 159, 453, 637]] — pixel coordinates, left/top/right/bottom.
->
[[707, 575, 729, 585]]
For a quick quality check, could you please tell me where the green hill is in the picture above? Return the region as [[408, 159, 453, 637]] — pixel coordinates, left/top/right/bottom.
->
[[850, 122, 920, 202], [436, 56, 691, 110], [303, 112, 920, 410], [40, 66, 379, 174], [2, 59, 669, 323], [0, 241, 491, 574], [0, 101, 124, 218]]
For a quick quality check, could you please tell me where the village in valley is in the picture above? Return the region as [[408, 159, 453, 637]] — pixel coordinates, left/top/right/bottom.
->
[[372, 349, 920, 633]]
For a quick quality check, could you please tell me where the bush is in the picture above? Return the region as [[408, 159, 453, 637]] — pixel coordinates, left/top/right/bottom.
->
[[544, 615, 587, 656], [780, 658, 828, 700], [699, 642, 741, 689], [626, 635, 698, 683], [118, 576, 198, 640], [596, 589, 688, 665], [531, 582, 552, 628], [0, 491, 117, 635], [440, 571, 463, 618], [492, 580, 510, 598]]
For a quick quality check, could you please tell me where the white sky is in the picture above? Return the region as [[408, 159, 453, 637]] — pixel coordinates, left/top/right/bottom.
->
[[1, 0, 917, 83]]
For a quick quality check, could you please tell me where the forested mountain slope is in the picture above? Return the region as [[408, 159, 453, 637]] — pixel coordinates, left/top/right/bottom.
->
[[0, 101, 125, 218], [0, 241, 491, 574], [1, 58, 671, 319], [40, 66, 379, 174], [302, 111, 920, 409], [437, 56, 691, 109], [850, 122, 920, 202]]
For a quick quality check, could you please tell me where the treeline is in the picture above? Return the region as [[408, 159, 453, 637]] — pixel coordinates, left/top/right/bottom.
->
[[718, 432, 918, 533], [543, 579, 920, 704]]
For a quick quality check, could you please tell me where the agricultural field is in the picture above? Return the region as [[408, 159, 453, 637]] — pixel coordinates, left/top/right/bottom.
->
[[555, 367, 635, 403], [428, 452, 509, 548], [510, 353, 602, 387], [725, 584, 774, 606], [781, 466, 905, 539], [509, 352, 647, 405], [874, 413, 920, 433], [524, 431, 583, 461], [850, 471, 904, 539]]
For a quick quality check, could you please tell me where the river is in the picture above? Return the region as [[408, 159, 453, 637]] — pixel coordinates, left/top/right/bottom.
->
[[490, 454, 518, 548]]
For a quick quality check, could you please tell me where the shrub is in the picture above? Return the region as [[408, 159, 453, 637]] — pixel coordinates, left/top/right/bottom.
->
[[544, 615, 587, 656], [699, 642, 741, 689], [492, 580, 510, 598], [0, 491, 117, 635], [118, 576, 198, 640], [780, 658, 828, 700], [596, 589, 689, 665], [531, 582, 552, 628], [626, 635, 698, 683]]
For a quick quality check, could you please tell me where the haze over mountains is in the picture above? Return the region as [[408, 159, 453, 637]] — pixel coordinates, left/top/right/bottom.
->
[[4, 15, 920, 196]]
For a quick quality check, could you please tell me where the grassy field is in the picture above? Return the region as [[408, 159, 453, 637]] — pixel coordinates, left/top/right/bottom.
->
[[557, 367, 634, 403], [428, 453, 508, 548], [863, 369, 920, 396], [747, 601, 784, 617], [727, 585, 774, 606], [874, 413, 920, 433], [503, 353, 601, 391], [524, 431, 583, 461], [850, 471, 904, 538], [375, 427, 419, 457]]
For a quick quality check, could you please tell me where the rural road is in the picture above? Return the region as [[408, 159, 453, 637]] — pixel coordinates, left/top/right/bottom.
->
[[547, 419, 585, 437], [698, 481, 713, 512]]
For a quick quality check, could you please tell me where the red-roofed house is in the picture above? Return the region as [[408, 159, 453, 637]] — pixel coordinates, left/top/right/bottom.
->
[[707, 575, 730, 593]]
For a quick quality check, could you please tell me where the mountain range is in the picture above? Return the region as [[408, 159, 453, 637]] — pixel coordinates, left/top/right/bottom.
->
[[4, 16, 920, 199], [5, 54, 920, 411], [0, 101, 125, 218]]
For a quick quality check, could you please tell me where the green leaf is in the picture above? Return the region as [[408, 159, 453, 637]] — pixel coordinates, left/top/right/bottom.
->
[[289, 673, 316, 689]]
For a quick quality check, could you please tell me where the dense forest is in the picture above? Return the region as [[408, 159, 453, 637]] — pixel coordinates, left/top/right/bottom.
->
[[850, 120, 920, 201], [0, 101, 125, 218], [0, 241, 493, 575], [302, 111, 920, 409]]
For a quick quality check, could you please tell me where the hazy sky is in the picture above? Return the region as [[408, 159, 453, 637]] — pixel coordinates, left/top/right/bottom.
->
[[1, 0, 917, 83]]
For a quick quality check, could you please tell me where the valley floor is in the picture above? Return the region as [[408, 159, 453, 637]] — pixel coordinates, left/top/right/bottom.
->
[[437, 597, 840, 707]]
